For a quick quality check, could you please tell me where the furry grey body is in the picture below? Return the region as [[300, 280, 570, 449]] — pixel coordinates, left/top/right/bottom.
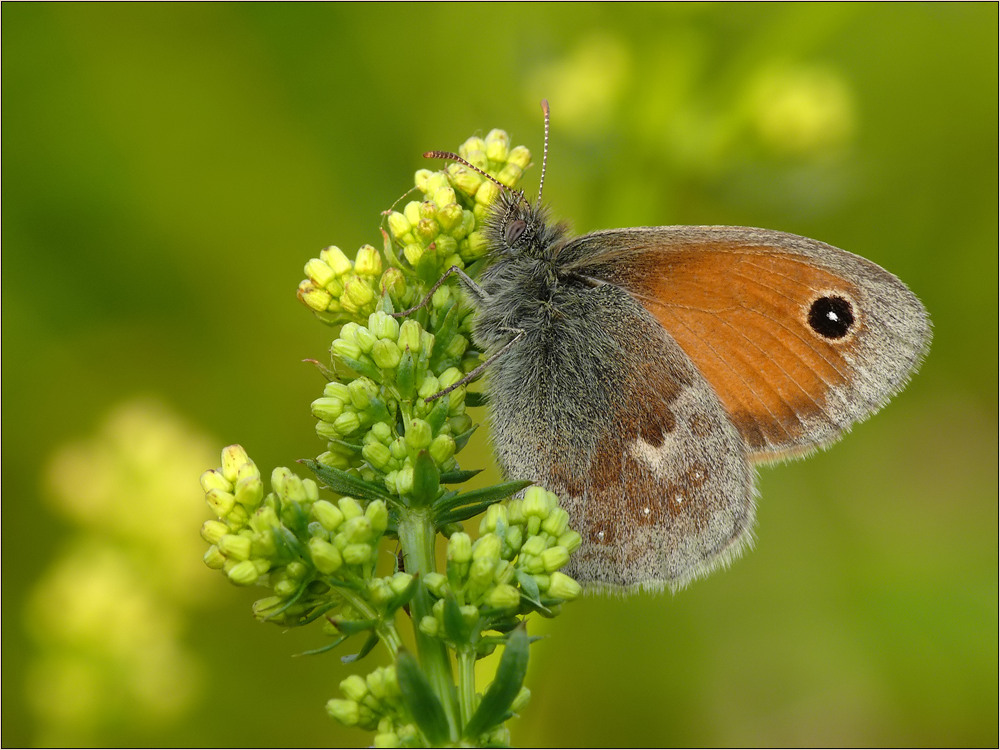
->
[[463, 190, 930, 592]]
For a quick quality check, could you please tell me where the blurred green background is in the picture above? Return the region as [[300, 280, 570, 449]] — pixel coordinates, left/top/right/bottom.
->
[[3, 3, 997, 747]]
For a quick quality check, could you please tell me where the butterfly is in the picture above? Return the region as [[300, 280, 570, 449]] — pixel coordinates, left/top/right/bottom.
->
[[425, 102, 931, 592]]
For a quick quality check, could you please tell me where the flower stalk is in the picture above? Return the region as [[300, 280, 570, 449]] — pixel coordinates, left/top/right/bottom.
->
[[199, 127, 580, 747]]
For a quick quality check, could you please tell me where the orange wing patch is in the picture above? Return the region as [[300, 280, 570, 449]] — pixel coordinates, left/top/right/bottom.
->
[[617, 246, 859, 456]]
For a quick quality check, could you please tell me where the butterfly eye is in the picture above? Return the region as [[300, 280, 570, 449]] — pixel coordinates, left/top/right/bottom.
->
[[505, 219, 527, 246], [808, 295, 856, 339]]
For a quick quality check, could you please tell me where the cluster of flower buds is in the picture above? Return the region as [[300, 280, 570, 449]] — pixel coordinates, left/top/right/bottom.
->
[[298, 243, 413, 326], [325, 665, 420, 747], [417, 487, 582, 651], [386, 129, 531, 273], [312, 311, 474, 495], [200, 446, 410, 627]]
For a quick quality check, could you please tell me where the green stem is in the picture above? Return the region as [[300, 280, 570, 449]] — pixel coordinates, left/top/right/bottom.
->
[[340, 589, 404, 655], [397, 507, 460, 740], [457, 648, 477, 729]]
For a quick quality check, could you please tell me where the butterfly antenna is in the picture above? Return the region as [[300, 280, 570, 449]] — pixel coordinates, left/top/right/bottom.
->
[[537, 99, 550, 204], [423, 150, 509, 193]]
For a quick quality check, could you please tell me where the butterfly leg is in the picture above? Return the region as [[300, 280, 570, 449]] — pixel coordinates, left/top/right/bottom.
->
[[391, 265, 489, 317], [424, 327, 525, 402]]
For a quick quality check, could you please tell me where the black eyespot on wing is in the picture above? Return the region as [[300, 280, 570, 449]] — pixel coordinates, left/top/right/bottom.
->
[[808, 295, 855, 339], [504, 219, 526, 246]]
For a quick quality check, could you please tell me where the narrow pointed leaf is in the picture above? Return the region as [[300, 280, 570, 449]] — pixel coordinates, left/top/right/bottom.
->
[[301, 459, 391, 502], [453, 424, 478, 451], [341, 631, 379, 664], [439, 468, 482, 484], [396, 650, 450, 745], [465, 391, 489, 408], [463, 625, 530, 740], [442, 594, 472, 644], [408, 450, 441, 507]]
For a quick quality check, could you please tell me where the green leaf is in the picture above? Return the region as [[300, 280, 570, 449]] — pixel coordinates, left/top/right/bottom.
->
[[463, 625, 530, 740], [396, 650, 451, 745], [341, 631, 379, 664], [295, 634, 348, 657], [408, 450, 441, 507], [433, 480, 533, 521], [330, 618, 377, 636], [301, 459, 392, 502], [334, 352, 384, 383], [439, 468, 482, 484], [452, 424, 478, 452], [442, 594, 472, 644], [465, 391, 489, 408]]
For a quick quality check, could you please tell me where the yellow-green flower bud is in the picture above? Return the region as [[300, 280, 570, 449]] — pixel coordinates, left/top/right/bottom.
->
[[449, 414, 473, 435], [219, 533, 252, 561], [320, 245, 353, 275], [343, 516, 373, 544], [348, 377, 379, 409], [387, 211, 411, 241], [485, 129, 511, 162], [389, 437, 408, 460], [309, 537, 343, 574], [546, 571, 581, 600], [340, 674, 368, 703], [366, 501, 389, 535], [480, 504, 507, 534], [200, 520, 228, 545], [367, 577, 392, 605], [444, 334, 469, 360], [541, 545, 570, 572], [326, 698, 360, 726], [449, 164, 483, 197], [403, 242, 424, 267], [405, 418, 433, 450], [354, 245, 382, 276], [448, 532, 472, 563], [353, 325, 377, 354], [523, 486, 551, 518], [422, 572, 448, 598], [298, 280, 333, 312], [437, 202, 465, 234], [397, 319, 423, 354], [394, 465, 414, 495], [520, 535, 546, 558], [305, 257, 337, 288], [497, 161, 525, 188], [203, 545, 226, 569], [438, 367, 464, 390], [486, 583, 521, 611], [205, 489, 236, 518], [311, 397, 344, 423], [508, 145, 531, 170], [371, 339, 401, 370], [221, 445, 252, 484], [389, 571, 413, 596], [369, 311, 400, 341], [418, 376, 441, 401], [201, 468, 232, 495], [428, 434, 455, 466], [475, 180, 500, 208], [362, 441, 393, 471], [473, 533, 502, 561], [468, 557, 496, 586], [403, 200, 422, 224], [380, 266, 407, 301], [343, 276, 375, 309], [339, 497, 364, 520], [541, 507, 570, 537], [333, 411, 362, 436], [234, 476, 263, 508], [374, 732, 399, 748], [462, 231, 489, 261], [342, 544, 371, 565], [418, 615, 439, 638], [227, 559, 260, 586], [460, 604, 479, 626], [311, 500, 344, 531], [558, 530, 582, 554], [504, 526, 524, 555], [332, 337, 362, 361], [324, 381, 351, 401]]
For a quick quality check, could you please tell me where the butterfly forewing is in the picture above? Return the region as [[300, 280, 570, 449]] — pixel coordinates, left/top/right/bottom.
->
[[561, 226, 931, 462]]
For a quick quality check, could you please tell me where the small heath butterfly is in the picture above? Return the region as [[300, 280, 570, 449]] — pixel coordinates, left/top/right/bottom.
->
[[424, 102, 931, 593]]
